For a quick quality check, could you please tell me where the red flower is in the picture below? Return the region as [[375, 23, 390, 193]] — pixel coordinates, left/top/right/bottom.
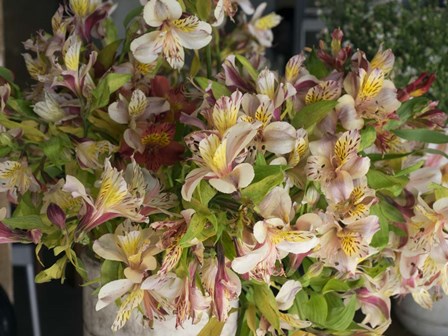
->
[[150, 76, 197, 121], [397, 72, 436, 102], [131, 123, 184, 171]]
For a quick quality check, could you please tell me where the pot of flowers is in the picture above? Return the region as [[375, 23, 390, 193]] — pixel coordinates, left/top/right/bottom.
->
[[1, 0, 448, 335]]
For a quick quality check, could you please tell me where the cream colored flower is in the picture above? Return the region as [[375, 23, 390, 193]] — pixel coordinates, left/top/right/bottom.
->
[[131, 0, 212, 69]]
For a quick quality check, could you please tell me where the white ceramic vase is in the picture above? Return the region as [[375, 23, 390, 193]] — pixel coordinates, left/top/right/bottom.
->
[[82, 255, 238, 336], [394, 294, 448, 336]]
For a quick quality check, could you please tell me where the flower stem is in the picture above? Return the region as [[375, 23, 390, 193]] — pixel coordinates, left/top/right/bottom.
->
[[206, 44, 212, 79]]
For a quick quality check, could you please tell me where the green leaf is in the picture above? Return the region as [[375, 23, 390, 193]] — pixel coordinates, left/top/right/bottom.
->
[[386, 97, 428, 130], [370, 198, 405, 248], [0, 66, 15, 83], [0, 114, 46, 141], [195, 77, 231, 99], [41, 133, 72, 166], [183, 180, 217, 215], [35, 256, 68, 283], [394, 160, 424, 177], [306, 292, 328, 325], [235, 55, 259, 82], [241, 166, 284, 205], [7, 98, 36, 119], [100, 260, 122, 285], [360, 126, 376, 151], [393, 129, 448, 144], [292, 100, 338, 129], [252, 282, 280, 331], [179, 214, 215, 247], [197, 317, 225, 336], [98, 40, 123, 70], [430, 183, 448, 200], [196, 0, 212, 20], [306, 49, 330, 79], [3, 215, 47, 230], [324, 295, 357, 331], [322, 278, 350, 294], [92, 73, 132, 110], [366, 169, 408, 197]]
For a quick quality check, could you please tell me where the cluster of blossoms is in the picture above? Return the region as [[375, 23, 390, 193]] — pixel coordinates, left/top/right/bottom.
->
[[1, 0, 448, 335]]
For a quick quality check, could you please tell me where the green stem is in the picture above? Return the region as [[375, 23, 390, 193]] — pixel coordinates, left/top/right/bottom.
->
[[206, 44, 212, 79]]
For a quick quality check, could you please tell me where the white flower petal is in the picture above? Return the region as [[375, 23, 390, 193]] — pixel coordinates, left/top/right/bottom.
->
[[276, 280, 302, 310], [130, 31, 163, 64], [96, 279, 133, 311], [143, 0, 182, 27]]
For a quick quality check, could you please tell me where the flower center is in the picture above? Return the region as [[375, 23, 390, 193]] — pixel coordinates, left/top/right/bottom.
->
[[141, 132, 171, 147]]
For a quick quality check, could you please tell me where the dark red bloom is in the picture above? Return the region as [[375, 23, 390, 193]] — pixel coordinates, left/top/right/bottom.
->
[[397, 73, 436, 102], [131, 123, 184, 171], [151, 76, 197, 121]]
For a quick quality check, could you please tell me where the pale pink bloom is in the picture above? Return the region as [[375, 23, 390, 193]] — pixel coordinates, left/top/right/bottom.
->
[[213, 0, 254, 26], [247, 3, 282, 47], [232, 188, 318, 282], [255, 69, 296, 120], [108, 89, 169, 152], [306, 130, 370, 202], [63, 159, 147, 233], [336, 66, 401, 130], [174, 261, 210, 327], [0, 160, 40, 201], [181, 122, 259, 201], [202, 256, 241, 322], [53, 34, 97, 97], [75, 140, 117, 170], [403, 196, 448, 256], [327, 177, 376, 224], [317, 215, 379, 274], [356, 287, 391, 329], [239, 94, 298, 156], [212, 91, 243, 135], [285, 53, 306, 84], [94, 222, 164, 330], [131, 0, 212, 69]]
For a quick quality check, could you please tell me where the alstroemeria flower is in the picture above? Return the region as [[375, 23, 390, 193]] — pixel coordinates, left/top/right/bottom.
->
[[150, 210, 194, 274], [32, 91, 70, 123], [130, 0, 212, 69], [181, 122, 258, 201], [356, 288, 391, 329], [53, 34, 97, 97], [75, 140, 117, 170], [257, 280, 311, 335], [232, 187, 318, 282], [0, 208, 41, 244], [0, 160, 40, 198], [239, 94, 298, 156], [175, 261, 210, 327], [317, 28, 351, 72], [327, 177, 376, 224], [336, 64, 401, 130], [403, 196, 448, 256], [93, 222, 169, 331], [127, 165, 177, 216], [306, 130, 370, 201], [317, 215, 379, 274], [397, 72, 436, 102], [69, 0, 114, 41], [211, 91, 243, 135], [132, 122, 184, 171], [213, 0, 254, 26], [247, 3, 282, 48], [255, 69, 296, 120], [63, 159, 147, 233], [108, 89, 170, 153], [202, 255, 241, 322]]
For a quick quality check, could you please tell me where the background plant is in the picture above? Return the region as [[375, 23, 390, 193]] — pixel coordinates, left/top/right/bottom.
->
[[316, 0, 448, 110]]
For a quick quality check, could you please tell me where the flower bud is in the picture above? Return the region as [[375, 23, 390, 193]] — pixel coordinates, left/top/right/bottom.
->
[[47, 203, 66, 229]]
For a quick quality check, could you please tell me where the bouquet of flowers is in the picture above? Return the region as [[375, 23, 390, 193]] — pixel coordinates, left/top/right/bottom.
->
[[1, 0, 447, 335]]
